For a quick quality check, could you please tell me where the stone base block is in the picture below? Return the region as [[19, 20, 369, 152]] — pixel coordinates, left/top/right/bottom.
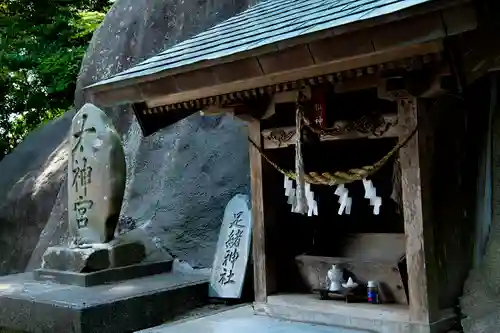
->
[[41, 241, 146, 274], [108, 241, 146, 267], [0, 272, 209, 333], [41, 246, 110, 272], [34, 259, 172, 287]]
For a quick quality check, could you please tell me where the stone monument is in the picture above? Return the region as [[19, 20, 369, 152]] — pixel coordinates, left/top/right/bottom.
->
[[67, 102, 126, 244], [34, 104, 172, 286], [209, 194, 252, 299]]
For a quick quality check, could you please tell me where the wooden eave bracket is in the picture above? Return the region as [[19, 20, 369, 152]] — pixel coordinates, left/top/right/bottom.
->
[[262, 87, 312, 120], [377, 63, 453, 101]]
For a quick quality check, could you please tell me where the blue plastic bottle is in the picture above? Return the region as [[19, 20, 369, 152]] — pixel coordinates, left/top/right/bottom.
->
[[367, 281, 379, 304]]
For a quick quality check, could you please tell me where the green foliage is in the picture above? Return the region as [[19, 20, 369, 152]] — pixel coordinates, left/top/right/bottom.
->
[[73, 11, 107, 38], [0, 0, 110, 160]]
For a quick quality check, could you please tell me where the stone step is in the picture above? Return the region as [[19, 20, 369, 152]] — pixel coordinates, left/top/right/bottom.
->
[[0, 272, 208, 333], [137, 305, 370, 333]]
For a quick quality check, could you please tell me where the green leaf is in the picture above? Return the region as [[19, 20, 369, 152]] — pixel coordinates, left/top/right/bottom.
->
[[0, 0, 110, 160]]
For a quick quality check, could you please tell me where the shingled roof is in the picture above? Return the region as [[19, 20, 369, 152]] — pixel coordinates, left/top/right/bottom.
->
[[85, 0, 476, 117], [88, 0, 433, 90]]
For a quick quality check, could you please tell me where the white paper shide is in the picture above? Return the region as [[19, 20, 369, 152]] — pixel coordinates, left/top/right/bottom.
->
[[284, 175, 318, 217]]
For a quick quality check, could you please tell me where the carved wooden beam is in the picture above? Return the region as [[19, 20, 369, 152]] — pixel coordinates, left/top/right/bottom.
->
[[262, 114, 402, 149]]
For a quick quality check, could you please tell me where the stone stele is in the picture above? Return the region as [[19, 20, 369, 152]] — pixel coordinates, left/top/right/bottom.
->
[[68, 103, 126, 244], [209, 194, 252, 299], [38, 104, 154, 277]]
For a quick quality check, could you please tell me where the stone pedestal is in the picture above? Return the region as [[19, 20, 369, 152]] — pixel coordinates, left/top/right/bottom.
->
[[41, 246, 111, 272], [35, 241, 172, 287], [41, 241, 147, 272], [34, 259, 173, 287], [0, 272, 208, 333]]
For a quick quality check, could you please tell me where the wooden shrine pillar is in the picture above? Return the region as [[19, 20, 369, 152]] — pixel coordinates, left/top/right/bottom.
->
[[247, 117, 276, 303], [397, 98, 440, 325]]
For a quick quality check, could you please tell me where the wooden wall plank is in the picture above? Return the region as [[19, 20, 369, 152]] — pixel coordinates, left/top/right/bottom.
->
[[429, 78, 486, 310], [92, 85, 142, 107], [397, 98, 440, 324], [212, 58, 263, 84], [342, 233, 406, 263], [308, 30, 374, 63], [258, 44, 315, 75], [371, 13, 446, 51], [441, 2, 477, 35], [248, 118, 269, 303], [140, 76, 179, 100], [173, 67, 218, 91]]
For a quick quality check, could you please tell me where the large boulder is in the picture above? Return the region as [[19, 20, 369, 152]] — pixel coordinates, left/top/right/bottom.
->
[[1, 0, 258, 275], [0, 111, 74, 275]]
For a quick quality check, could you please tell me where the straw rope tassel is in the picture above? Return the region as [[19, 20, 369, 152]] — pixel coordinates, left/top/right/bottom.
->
[[248, 126, 417, 186], [295, 93, 308, 214]]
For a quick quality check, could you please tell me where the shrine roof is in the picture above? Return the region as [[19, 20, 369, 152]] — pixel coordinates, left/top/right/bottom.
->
[[83, 0, 478, 137], [86, 0, 436, 93]]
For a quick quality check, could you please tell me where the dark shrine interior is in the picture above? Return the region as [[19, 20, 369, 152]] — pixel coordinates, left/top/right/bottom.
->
[[261, 86, 407, 295]]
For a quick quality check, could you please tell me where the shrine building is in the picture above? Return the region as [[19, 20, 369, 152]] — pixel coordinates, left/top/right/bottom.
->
[[84, 0, 500, 332]]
